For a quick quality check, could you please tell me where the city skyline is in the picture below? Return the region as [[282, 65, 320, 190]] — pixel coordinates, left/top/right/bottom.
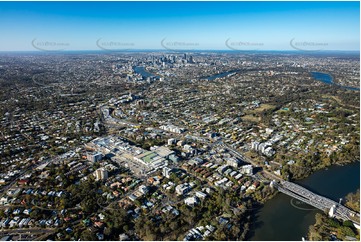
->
[[0, 1, 359, 51]]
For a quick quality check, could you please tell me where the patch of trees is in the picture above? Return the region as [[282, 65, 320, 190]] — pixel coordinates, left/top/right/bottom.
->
[[345, 189, 360, 213], [308, 213, 359, 241]]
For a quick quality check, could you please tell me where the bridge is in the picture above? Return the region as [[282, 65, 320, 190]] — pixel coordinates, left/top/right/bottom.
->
[[217, 142, 360, 225], [273, 180, 360, 224]]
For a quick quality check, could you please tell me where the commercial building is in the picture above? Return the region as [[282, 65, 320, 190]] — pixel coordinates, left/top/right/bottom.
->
[[87, 152, 103, 162], [168, 154, 180, 163], [176, 183, 191, 196], [159, 124, 185, 134], [162, 167, 172, 178], [134, 151, 167, 170], [167, 138, 176, 145], [138, 185, 149, 195], [251, 141, 275, 157], [153, 146, 174, 158], [240, 165, 253, 175], [226, 157, 240, 168], [86, 136, 169, 176], [184, 196, 199, 206], [94, 168, 108, 181]]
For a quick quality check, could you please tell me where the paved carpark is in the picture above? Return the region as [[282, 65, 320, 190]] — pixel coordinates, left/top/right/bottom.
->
[[113, 157, 147, 177]]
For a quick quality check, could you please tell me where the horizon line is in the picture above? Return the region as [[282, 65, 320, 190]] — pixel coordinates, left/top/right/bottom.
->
[[0, 49, 359, 53]]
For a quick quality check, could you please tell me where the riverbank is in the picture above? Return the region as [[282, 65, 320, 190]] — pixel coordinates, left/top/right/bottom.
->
[[308, 212, 360, 241], [308, 189, 360, 241], [285, 156, 359, 181]]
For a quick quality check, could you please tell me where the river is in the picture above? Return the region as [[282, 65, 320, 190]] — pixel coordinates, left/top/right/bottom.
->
[[311, 71, 360, 91], [203, 70, 238, 81], [133, 66, 159, 78], [250, 162, 360, 241], [204, 70, 359, 90]]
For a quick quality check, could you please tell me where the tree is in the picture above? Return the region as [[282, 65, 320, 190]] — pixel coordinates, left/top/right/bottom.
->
[[213, 226, 227, 240], [308, 225, 322, 241], [337, 226, 356, 238], [230, 225, 241, 239], [104, 226, 114, 238], [342, 220, 354, 228], [345, 189, 360, 212], [80, 229, 97, 241], [169, 220, 180, 231]]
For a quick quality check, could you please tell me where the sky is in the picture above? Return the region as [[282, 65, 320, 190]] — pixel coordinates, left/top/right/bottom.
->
[[0, 1, 359, 51]]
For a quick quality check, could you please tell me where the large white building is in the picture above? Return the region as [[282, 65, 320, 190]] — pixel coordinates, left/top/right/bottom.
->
[[240, 165, 253, 175], [176, 183, 191, 196], [162, 167, 172, 178], [159, 124, 185, 134], [251, 141, 275, 157], [184, 196, 199, 206], [94, 168, 108, 181], [226, 157, 240, 168], [138, 185, 149, 195], [87, 152, 103, 162]]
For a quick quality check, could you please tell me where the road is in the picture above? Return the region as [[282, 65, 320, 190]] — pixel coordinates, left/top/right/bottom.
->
[[219, 142, 281, 181], [0, 227, 55, 240], [0, 228, 54, 235]]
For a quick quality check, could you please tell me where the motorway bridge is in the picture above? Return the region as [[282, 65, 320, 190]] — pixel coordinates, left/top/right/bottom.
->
[[273, 180, 360, 225]]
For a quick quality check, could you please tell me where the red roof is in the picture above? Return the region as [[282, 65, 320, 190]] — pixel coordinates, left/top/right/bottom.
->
[[18, 179, 29, 185]]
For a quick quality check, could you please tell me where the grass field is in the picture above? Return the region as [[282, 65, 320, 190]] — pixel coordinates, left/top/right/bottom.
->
[[241, 115, 261, 122], [322, 94, 342, 104], [241, 104, 276, 122], [247, 104, 276, 114]]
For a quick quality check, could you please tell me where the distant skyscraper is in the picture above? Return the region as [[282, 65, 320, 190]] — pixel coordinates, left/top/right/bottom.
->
[[189, 55, 194, 63]]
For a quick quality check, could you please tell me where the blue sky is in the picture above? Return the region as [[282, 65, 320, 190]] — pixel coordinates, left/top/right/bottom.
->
[[0, 1, 359, 51]]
